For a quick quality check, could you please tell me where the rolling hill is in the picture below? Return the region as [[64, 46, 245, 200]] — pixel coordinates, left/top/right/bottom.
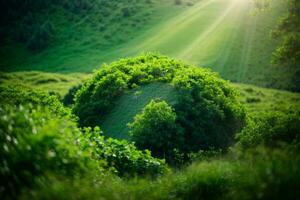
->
[[0, 0, 292, 90]]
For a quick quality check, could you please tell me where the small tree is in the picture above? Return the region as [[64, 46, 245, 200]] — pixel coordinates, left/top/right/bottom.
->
[[129, 100, 183, 161]]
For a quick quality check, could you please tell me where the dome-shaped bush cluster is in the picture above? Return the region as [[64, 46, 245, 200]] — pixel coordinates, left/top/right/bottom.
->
[[73, 53, 246, 157]]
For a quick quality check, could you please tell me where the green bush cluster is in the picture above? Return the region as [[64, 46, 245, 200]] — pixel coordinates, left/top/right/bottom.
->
[[129, 99, 183, 162], [236, 110, 300, 149], [0, 105, 93, 198], [81, 127, 168, 177], [74, 53, 246, 161], [271, 0, 300, 92], [0, 85, 69, 117], [0, 103, 167, 198], [172, 66, 246, 152]]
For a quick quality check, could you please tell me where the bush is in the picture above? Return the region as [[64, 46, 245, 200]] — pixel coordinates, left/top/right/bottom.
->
[[236, 111, 300, 149], [172, 67, 246, 152], [129, 100, 183, 162], [0, 103, 166, 198], [0, 105, 94, 198], [81, 127, 168, 177], [74, 53, 246, 159], [0, 85, 69, 117]]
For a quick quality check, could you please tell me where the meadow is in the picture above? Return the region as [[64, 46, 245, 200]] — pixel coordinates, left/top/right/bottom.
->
[[0, 0, 294, 89], [0, 0, 300, 199]]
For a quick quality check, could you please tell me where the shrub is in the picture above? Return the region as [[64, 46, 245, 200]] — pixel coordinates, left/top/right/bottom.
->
[[172, 67, 246, 152], [129, 99, 183, 162], [236, 111, 300, 149], [0, 105, 94, 198], [0, 85, 70, 117], [81, 127, 168, 177], [0, 103, 166, 198], [74, 53, 246, 159]]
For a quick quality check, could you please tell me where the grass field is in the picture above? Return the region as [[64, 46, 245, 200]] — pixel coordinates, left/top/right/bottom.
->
[[112, 0, 288, 88], [0, 71, 90, 97], [0, 0, 291, 89], [0, 0, 185, 72]]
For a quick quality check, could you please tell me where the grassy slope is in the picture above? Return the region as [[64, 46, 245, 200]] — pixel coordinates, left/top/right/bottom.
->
[[0, 0, 186, 72], [0, 0, 290, 89], [0, 71, 91, 98], [1, 71, 299, 139], [118, 0, 287, 88]]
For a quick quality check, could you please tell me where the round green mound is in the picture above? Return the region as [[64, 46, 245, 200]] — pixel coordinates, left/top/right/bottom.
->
[[73, 53, 246, 153]]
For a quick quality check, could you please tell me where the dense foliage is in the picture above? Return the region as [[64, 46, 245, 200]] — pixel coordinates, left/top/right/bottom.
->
[[236, 110, 300, 149], [0, 105, 94, 198], [271, 0, 300, 91], [0, 104, 167, 198], [74, 54, 246, 160], [81, 127, 168, 177], [129, 100, 183, 162], [0, 85, 69, 116], [172, 67, 246, 152]]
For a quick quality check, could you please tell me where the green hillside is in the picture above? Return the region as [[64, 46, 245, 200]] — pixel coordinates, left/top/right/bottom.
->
[[0, 0, 187, 71], [0, 0, 293, 90]]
